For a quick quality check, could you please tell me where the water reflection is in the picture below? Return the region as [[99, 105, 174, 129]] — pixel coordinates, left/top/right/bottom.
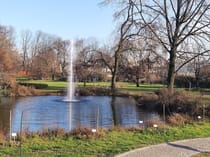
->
[[0, 96, 161, 134]]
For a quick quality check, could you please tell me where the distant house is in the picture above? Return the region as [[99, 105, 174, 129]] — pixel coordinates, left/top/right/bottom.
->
[[17, 71, 31, 76], [200, 64, 210, 79]]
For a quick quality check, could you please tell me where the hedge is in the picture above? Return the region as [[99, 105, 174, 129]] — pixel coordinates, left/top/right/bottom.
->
[[18, 82, 48, 89]]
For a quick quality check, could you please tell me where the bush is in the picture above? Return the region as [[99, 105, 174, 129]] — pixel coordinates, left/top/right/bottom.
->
[[1, 77, 40, 96], [18, 82, 48, 89], [144, 119, 165, 128], [156, 89, 204, 116], [17, 128, 67, 141], [40, 128, 67, 138], [175, 75, 195, 88], [134, 93, 159, 110], [0, 131, 6, 143], [9, 85, 39, 97], [79, 87, 111, 96], [70, 127, 106, 139], [175, 75, 210, 88], [168, 113, 192, 126]]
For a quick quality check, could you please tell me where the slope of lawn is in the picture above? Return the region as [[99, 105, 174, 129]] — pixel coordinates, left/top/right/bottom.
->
[[0, 122, 210, 157]]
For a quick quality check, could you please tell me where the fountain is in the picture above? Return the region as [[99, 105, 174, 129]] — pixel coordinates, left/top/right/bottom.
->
[[64, 40, 77, 102]]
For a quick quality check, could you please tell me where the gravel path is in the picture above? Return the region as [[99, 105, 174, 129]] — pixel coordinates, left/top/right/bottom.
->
[[115, 137, 210, 157]]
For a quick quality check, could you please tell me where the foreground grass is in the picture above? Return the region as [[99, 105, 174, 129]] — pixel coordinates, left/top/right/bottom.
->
[[1, 122, 210, 157]]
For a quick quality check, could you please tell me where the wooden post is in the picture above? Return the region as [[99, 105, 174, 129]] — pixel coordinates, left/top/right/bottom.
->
[[163, 103, 166, 125], [96, 105, 100, 130], [203, 104, 205, 121]]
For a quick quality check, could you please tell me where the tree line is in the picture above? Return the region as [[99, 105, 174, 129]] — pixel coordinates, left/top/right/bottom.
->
[[1, 0, 210, 94]]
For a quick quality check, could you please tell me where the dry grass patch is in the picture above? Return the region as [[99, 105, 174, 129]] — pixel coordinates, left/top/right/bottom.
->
[[168, 113, 192, 127]]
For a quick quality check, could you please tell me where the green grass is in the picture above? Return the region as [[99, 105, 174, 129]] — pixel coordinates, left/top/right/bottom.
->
[[77, 81, 111, 87], [20, 80, 68, 92], [1, 123, 210, 156], [8, 79, 210, 100], [19, 80, 166, 94]]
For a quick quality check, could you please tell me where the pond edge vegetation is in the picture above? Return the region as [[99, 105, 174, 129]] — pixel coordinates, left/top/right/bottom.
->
[[0, 122, 210, 156]]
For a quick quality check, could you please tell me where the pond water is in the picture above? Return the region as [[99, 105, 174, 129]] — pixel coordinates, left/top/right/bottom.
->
[[0, 96, 161, 135]]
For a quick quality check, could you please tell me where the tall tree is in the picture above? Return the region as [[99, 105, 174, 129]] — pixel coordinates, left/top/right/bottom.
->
[[30, 31, 60, 79], [75, 39, 101, 86], [106, 0, 210, 94], [53, 38, 70, 78], [0, 25, 17, 73], [102, 0, 147, 91], [20, 30, 32, 73]]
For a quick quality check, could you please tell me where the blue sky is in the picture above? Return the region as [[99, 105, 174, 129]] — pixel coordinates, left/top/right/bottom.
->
[[0, 0, 115, 41]]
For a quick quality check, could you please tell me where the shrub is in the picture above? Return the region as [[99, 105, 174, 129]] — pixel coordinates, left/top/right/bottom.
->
[[18, 82, 48, 89], [175, 75, 210, 88], [40, 128, 66, 138], [78, 87, 111, 96], [175, 75, 195, 88], [17, 128, 67, 141], [135, 93, 159, 109], [156, 89, 203, 116], [2, 79, 40, 96], [168, 113, 192, 126], [144, 119, 165, 128], [70, 127, 106, 139], [12, 85, 39, 96], [0, 131, 6, 143], [206, 105, 210, 117], [78, 88, 92, 96]]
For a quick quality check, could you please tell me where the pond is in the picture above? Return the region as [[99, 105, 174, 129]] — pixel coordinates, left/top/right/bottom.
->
[[0, 96, 161, 135]]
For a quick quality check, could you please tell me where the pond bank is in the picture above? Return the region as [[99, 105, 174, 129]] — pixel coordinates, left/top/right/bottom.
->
[[1, 122, 210, 157]]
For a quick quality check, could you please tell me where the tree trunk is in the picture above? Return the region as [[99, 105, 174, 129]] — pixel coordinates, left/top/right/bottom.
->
[[195, 77, 199, 88], [52, 73, 55, 80], [136, 75, 140, 87], [111, 73, 116, 90], [83, 80, 86, 87], [111, 51, 120, 92], [195, 70, 200, 88], [136, 67, 140, 87], [167, 50, 176, 94], [136, 79, 140, 87]]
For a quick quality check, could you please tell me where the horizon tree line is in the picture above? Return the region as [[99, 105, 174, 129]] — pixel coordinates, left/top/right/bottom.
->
[[1, 0, 210, 93]]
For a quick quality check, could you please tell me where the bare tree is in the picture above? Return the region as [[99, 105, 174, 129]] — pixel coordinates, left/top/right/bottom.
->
[[0, 25, 20, 92], [105, 0, 210, 93], [193, 55, 210, 88], [53, 38, 70, 78], [0, 25, 17, 73], [30, 31, 60, 80], [20, 30, 32, 73], [101, 0, 149, 91], [75, 39, 101, 86]]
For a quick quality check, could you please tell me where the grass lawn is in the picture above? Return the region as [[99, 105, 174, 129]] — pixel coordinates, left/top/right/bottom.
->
[[19, 80, 166, 95], [1, 123, 210, 156], [23, 80, 68, 92], [17, 80, 210, 102]]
